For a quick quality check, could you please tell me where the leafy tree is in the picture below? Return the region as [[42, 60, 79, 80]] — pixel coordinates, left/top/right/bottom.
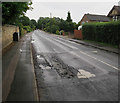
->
[[66, 11, 72, 22], [31, 19, 37, 26], [51, 25, 59, 34], [59, 19, 69, 32], [19, 16, 30, 26], [37, 12, 76, 34], [2, 2, 32, 24], [30, 19, 37, 29]]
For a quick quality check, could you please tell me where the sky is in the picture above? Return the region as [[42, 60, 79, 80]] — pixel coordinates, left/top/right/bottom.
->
[[25, 1, 119, 23]]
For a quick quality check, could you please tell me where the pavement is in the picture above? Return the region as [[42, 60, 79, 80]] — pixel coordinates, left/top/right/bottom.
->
[[2, 32, 39, 101], [2, 30, 119, 101]]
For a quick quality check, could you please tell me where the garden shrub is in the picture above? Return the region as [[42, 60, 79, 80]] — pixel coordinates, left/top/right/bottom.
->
[[82, 21, 120, 45]]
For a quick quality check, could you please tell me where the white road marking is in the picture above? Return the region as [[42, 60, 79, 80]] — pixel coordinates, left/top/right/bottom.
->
[[54, 39, 78, 50], [79, 51, 118, 70], [92, 51, 98, 54]]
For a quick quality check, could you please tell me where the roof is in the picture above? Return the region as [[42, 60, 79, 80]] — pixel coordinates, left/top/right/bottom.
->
[[85, 14, 111, 22], [108, 5, 120, 16]]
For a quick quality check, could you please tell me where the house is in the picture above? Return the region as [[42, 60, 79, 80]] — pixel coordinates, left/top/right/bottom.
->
[[80, 14, 111, 25], [107, 5, 120, 21]]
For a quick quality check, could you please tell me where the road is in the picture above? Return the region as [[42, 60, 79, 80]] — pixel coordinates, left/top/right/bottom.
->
[[31, 30, 118, 101]]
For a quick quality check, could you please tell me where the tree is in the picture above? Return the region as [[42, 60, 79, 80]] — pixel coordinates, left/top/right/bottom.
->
[[59, 19, 69, 32], [2, 2, 32, 24], [30, 19, 37, 29], [66, 11, 72, 22], [19, 16, 30, 26]]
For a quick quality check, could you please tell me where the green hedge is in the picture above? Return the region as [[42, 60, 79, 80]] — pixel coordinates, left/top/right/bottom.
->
[[82, 21, 120, 45]]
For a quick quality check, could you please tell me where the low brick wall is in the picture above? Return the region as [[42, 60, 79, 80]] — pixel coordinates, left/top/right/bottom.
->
[[74, 30, 83, 39], [2, 25, 19, 49]]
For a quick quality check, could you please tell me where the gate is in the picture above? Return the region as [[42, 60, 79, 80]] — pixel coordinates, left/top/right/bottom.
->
[[13, 32, 19, 41]]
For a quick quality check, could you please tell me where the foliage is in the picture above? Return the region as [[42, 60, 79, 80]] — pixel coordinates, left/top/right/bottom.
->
[[30, 19, 37, 29], [18, 16, 37, 31], [18, 16, 30, 26], [23, 25, 32, 32], [66, 11, 72, 22], [37, 12, 78, 34], [82, 21, 120, 45], [56, 30, 60, 35], [2, 2, 32, 24]]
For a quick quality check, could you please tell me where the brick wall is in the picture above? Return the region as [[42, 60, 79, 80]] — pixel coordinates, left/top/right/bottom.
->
[[2, 25, 19, 49], [74, 30, 83, 39]]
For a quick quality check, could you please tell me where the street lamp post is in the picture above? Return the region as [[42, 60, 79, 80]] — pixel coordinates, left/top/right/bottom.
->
[[50, 12, 52, 33]]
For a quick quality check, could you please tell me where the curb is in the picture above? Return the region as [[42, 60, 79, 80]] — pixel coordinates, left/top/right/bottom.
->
[[69, 39, 119, 54], [30, 36, 39, 101]]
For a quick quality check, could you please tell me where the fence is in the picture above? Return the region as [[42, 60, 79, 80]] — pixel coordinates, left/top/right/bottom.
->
[[74, 30, 83, 39]]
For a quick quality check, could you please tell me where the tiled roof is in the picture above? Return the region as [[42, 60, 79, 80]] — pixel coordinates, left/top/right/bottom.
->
[[85, 14, 111, 22]]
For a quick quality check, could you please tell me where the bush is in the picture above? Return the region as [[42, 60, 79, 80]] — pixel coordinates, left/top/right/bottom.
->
[[56, 30, 60, 35], [23, 26, 32, 33], [51, 25, 59, 34], [82, 21, 120, 45]]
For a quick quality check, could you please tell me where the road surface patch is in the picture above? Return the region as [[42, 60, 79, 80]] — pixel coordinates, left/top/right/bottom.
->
[[77, 69, 96, 79]]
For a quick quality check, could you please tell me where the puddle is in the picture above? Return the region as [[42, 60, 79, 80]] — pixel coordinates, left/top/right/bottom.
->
[[37, 55, 41, 59], [37, 55, 46, 64], [39, 65, 51, 70], [20, 49, 26, 53], [20, 49, 23, 53], [77, 69, 95, 79], [31, 41, 35, 43]]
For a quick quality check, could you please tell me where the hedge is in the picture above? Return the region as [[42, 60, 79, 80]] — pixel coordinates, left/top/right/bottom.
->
[[82, 21, 120, 45]]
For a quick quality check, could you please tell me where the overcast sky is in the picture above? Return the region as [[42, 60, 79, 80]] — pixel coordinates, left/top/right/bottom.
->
[[25, 1, 119, 23]]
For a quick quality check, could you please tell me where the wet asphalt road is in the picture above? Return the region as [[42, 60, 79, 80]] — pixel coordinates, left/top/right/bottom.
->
[[32, 30, 118, 101]]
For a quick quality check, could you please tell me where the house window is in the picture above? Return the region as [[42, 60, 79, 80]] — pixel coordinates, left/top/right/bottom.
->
[[81, 22, 85, 24], [113, 16, 118, 21], [113, 16, 116, 21], [115, 16, 118, 21]]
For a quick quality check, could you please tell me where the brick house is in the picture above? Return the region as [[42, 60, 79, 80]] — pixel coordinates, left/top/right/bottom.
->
[[107, 5, 120, 21], [74, 5, 120, 40], [80, 14, 111, 25]]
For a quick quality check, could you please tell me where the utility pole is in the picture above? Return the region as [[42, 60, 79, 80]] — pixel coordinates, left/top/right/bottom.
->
[[50, 12, 52, 33], [50, 12, 52, 18]]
